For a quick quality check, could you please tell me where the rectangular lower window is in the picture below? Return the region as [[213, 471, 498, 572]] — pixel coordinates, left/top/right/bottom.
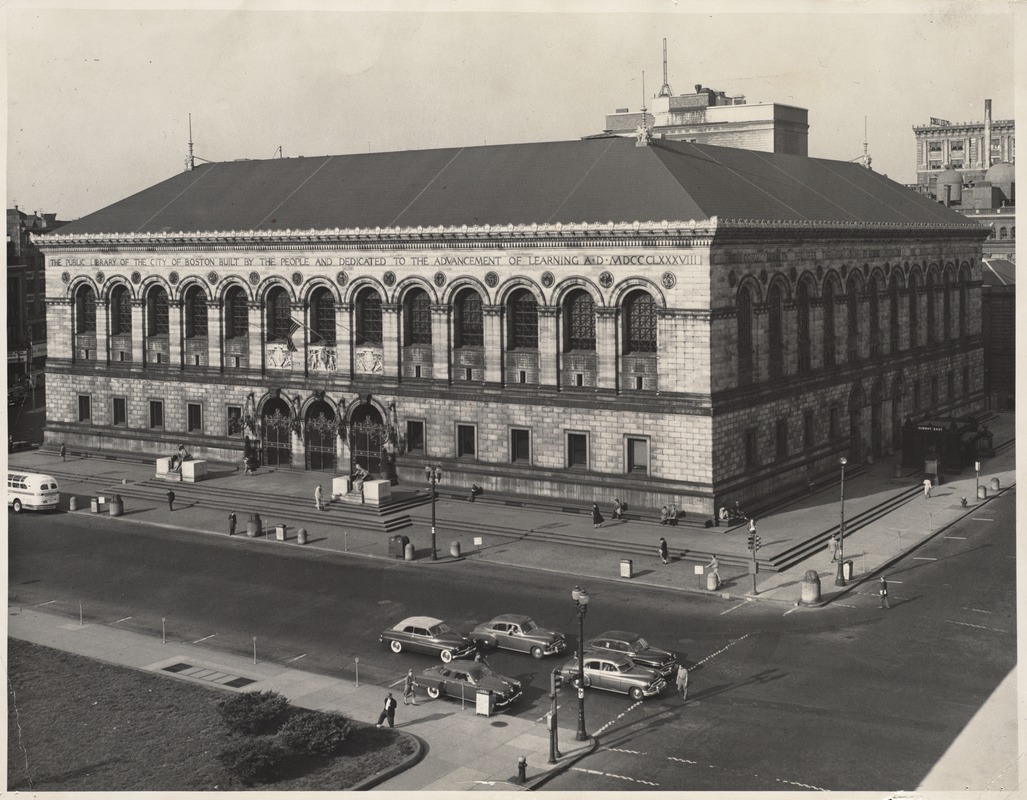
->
[[149, 400, 164, 429], [406, 420, 425, 454], [187, 403, 202, 433], [457, 424, 476, 458], [829, 406, 841, 439], [78, 395, 91, 423], [567, 432, 588, 469], [626, 437, 649, 474], [227, 405, 243, 436], [776, 419, 789, 459], [745, 428, 759, 469], [510, 428, 530, 463], [112, 397, 127, 426], [803, 410, 814, 450]]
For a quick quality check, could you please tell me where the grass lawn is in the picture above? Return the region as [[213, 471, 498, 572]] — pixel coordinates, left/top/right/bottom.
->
[[7, 638, 416, 791]]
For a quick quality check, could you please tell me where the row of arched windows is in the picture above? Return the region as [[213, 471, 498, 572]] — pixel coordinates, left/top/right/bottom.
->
[[737, 266, 972, 384]]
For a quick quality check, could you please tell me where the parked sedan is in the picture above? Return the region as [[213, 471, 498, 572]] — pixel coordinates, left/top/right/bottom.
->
[[379, 616, 477, 662], [587, 630, 678, 677], [471, 614, 567, 659], [415, 662, 523, 709], [560, 651, 666, 700]]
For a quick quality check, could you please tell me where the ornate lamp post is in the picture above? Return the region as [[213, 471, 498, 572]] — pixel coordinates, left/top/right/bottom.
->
[[571, 585, 590, 741], [424, 465, 442, 561], [835, 456, 848, 586]]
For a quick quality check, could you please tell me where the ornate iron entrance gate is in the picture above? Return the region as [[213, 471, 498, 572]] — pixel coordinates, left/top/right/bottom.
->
[[263, 406, 292, 467], [305, 402, 338, 472], [351, 417, 388, 477]]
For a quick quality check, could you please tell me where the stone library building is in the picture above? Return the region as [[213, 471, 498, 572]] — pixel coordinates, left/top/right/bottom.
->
[[36, 135, 987, 517]]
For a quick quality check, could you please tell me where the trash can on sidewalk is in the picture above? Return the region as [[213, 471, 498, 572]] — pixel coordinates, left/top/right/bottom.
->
[[90, 498, 99, 513], [450, 541, 461, 558], [706, 570, 720, 591], [275, 524, 287, 541], [620, 559, 633, 578], [842, 560, 854, 582], [389, 534, 410, 558], [109, 496, 123, 517]]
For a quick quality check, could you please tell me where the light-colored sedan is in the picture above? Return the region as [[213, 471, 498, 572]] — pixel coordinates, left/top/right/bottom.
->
[[471, 614, 567, 659], [560, 651, 666, 700], [379, 616, 477, 663]]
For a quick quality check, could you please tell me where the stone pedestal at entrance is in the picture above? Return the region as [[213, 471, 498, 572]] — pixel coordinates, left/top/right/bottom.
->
[[156, 457, 173, 476], [332, 476, 351, 498], [362, 479, 392, 507], [181, 460, 207, 483]]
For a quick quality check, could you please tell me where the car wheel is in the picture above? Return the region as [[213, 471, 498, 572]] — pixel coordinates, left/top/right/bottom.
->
[[629, 686, 644, 701], [390, 640, 402, 654], [12, 499, 22, 513], [440, 649, 454, 663], [426, 686, 440, 699], [530, 646, 544, 659]]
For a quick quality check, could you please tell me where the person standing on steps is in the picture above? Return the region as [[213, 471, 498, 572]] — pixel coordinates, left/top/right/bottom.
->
[[166, 489, 175, 512], [376, 692, 398, 728], [315, 484, 324, 511], [228, 511, 237, 536], [659, 537, 669, 565], [923, 478, 933, 499], [403, 669, 418, 705], [591, 502, 604, 529], [659, 505, 669, 525], [668, 504, 679, 527]]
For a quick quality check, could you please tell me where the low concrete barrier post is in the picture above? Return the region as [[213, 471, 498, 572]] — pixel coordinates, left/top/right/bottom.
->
[[801, 569, 822, 605]]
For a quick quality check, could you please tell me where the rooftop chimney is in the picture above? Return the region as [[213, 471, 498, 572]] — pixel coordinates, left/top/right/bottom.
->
[[984, 99, 992, 168]]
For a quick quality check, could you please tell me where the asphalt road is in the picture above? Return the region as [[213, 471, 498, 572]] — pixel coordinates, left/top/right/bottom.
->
[[8, 488, 1016, 792]]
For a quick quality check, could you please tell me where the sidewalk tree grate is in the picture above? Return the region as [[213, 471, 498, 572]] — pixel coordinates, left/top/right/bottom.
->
[[224, 677, 257, 688], [160, 661, 256, 688], [162, 662, 192, 673]]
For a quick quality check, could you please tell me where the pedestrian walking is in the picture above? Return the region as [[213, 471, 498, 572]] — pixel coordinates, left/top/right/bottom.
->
[[923, 478, 933, 499], [228, 511, 237, 536], [675, 666, 689, 702], [60, 443, 67, 461], [376, 692, 398, 728], [612, 498, 625, 520], [659, 537, 669, 565], [668, 504, 679, 527], [591, 502, 604, 529], [403, 669, 418, 705], [879, 576, 890, 609], [659, 505, 669, 525], [166, 489, 175, 512], [315, 484, 324, 511], [829, 534, 840, 562]]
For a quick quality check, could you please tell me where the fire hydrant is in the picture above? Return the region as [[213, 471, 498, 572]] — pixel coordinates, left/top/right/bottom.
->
[[517, 756, 527, 783]]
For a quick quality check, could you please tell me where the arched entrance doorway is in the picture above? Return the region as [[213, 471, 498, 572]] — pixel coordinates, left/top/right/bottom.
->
[[350, 403, 388, 478], [848, 383, 865, 463], [870, 381, 884, 458], [262, 397, 292, 467], [305, 400, 338, 472]]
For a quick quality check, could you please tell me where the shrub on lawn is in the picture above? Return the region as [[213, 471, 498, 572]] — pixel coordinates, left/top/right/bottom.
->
[[216, 737, 286, 785], [217, 690, 290, 735], [279, 710, 353, 757]]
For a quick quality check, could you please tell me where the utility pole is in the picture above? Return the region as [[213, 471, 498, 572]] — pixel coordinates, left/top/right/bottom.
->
[[747, 519, 762, 595]]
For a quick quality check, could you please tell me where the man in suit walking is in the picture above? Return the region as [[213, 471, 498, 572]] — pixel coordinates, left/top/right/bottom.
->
[[376, 692, 398, 728]]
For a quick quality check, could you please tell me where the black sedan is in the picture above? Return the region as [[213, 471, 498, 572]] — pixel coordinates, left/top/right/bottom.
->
[[587, 630, 678, 677], [415, 662, 523, 709]]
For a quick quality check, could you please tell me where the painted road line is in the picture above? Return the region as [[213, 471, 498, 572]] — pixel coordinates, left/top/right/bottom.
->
[[944, 535, 968, 540], [693, 632, 751, 668], [608, 748, 646, 755], [720, 602, 747, 615], [593, 699, 644, 736], [945, 619, 1008, 634], [668, 757, 698, 765], [33, 600, 57, 607], [971, 517, 994, 521], [192, 633, 217, 643], [534, 703, 563, 724], [570, 767, 658, 787], [783, 607, 801, 616], [285, 654, 307, 663], [970, 608, 994, 614], [775, 777, 828, 791], [913, 556, 937, 560], [112, 616, 133, 624]]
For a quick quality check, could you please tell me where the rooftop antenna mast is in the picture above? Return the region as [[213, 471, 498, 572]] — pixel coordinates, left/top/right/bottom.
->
[[659, 38, 673, 97], [849, 116, 872, 169], [187, 113, 195, 171]]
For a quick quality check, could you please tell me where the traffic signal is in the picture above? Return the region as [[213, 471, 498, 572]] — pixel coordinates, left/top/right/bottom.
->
[[552, 669, 563, 690], [747, 531, 756, 550], [754, 535, 762, 552]]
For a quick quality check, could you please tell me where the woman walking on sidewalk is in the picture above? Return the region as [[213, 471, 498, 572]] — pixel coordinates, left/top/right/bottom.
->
[[591, 503, 604, 529], [403, 669, 418, 705]]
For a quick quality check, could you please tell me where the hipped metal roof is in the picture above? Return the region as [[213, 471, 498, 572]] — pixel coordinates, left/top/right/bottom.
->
[[55, 137, 978, 236]]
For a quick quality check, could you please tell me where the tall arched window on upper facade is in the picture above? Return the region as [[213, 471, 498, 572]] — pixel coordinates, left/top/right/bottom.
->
[[564, 289, 596, 351], [823, 280, 836, 367], [796, 279, 811, 373], [623, 290, 657, 353], [889, 273, 902, 352], [943, 271, 953, 340], [454, 289, 484, 348], [846, 276, 859, 363], [507, 288, 538, 350], [868, 274, 881, 358], [225, 286, 248, 339], [768, 283, 784, 379], [404, 287, 432, 346], [737, 284, 754, 384], [146, 286, 169, 336], [75, 285, 96, 334], [926, 272, 937, 344], [265, 286, 291, 342], [908, 272, 920, 348], [355, 287, 383, 346], [958, 268, 968, 338], [310, 287, 336, 345], [110, 285, 131, 335], [184, 285, 208, 338]]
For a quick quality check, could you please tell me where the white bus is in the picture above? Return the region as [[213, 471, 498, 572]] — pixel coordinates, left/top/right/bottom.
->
[[7, 472, 60, 513]]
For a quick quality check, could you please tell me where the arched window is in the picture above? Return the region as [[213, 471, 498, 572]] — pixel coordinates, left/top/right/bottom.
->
[[110, 285, 131, 336], [958, 270, 968, 338], [454, 289, 484, 348], [624, 290, 657, 353], [796, 280, 811, 372], [564, 289, 596, 351], [184, 286, 208, 338], [507, 288, 538, 350], [265, 286, 291, 342], [943, 273, 953, 340], [75, 285, 96, 334], [926, 273, 937, 344], [823, 280, 836, 367], [999, 227, 1008, 239], [225, 286, 248, 339], [908, 272, 920, 348], [768, 283, 783, 378], [404, 288, 432, 346], [310, 287, 336, 345], [846, 277, 859, 363], [146, 286, 168, 336], [355, 288, 383, 346], [737, 285, 754, 384], [868, 275, 881, 357], [889, 273, 901, 352]]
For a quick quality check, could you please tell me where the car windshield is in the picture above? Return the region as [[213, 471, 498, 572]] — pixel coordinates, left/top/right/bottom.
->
[[521, 620, 537, 633], [465, 667, 485, 683], [630, 637, 649, 651], [427, 623, 451, 637], [616, 661, 634, 673]]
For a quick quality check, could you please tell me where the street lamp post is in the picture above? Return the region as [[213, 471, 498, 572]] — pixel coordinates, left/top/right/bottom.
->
[[424, 465, 442, 561], [571, 585, 590, 741], [835, 456, 848, 586]]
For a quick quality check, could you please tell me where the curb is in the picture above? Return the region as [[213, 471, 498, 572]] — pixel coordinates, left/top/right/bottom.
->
[[525, 735, 601, 790], [350, 731, 426, 791]]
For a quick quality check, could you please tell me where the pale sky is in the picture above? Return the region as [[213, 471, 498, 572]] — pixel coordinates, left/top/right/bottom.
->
[[5, 1, 1018, 221]]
